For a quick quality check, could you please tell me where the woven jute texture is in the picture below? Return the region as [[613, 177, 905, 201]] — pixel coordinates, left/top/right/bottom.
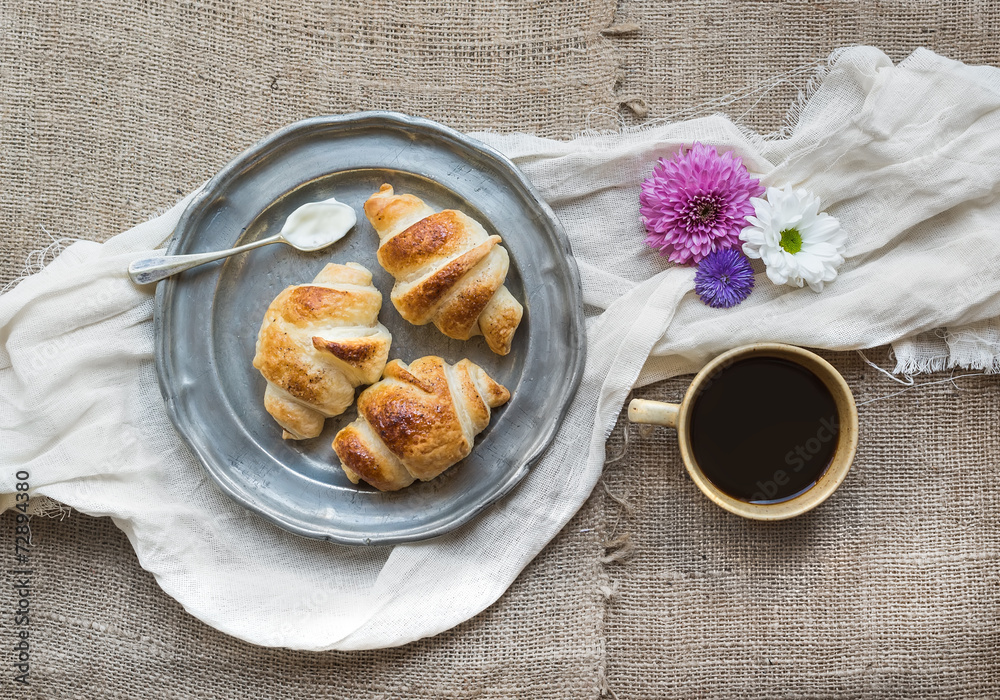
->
[[2, 0, 1000, 697], [607, 348, 1000, 697], [611, 1, 1000, 133]]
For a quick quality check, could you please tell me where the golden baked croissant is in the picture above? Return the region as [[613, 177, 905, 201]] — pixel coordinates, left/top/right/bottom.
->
[[332, 356, 511, 491], [363, 184, 524, 355], [253, 262, 392, 440]]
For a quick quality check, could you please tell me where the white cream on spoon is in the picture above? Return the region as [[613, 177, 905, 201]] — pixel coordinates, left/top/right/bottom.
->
[[127, 196, 358, 285], [279, 197, 357, 250]]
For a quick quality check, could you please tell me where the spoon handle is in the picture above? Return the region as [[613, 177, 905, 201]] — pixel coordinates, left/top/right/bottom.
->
[[128, 235, 283, 285]]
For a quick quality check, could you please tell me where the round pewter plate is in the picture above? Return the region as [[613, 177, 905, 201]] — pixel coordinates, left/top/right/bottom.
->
[[154, 112, 585, 546]]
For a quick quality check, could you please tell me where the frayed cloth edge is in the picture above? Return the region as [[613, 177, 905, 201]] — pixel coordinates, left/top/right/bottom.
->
[[891, 351, 1000, 375]]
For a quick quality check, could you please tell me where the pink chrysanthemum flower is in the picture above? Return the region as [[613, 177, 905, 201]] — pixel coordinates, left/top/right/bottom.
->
[[640, 142, 764, 265]]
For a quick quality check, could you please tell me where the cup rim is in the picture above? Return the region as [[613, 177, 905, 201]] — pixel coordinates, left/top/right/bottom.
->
[[676, 343, 859, 521]]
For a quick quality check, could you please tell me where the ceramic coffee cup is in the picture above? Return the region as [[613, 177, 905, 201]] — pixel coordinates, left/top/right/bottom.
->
[[628, 343, 858, 520]]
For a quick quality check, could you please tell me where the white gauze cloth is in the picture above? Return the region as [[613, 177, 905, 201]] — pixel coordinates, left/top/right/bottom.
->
[[4, 47, 1000, 650]]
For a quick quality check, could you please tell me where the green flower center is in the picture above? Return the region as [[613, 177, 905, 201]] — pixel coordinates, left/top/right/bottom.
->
[[779, 227, 803, 254]]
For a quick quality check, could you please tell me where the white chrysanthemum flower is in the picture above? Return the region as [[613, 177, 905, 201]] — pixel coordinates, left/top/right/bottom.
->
[[739, 185, 846, 292]]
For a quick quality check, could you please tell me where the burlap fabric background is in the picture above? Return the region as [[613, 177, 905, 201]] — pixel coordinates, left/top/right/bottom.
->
[[2, 2, 998, 698]]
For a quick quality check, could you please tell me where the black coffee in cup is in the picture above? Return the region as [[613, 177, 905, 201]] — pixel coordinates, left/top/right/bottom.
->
[[688, 356, 839, 504]]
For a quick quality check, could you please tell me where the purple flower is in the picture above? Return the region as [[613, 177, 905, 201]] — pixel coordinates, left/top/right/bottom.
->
[[640, 142, 764, 265], [694, 248, 755, 309]]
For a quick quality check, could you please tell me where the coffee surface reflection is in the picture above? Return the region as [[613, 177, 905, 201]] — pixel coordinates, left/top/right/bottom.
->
[[689, 356, 839, 503]]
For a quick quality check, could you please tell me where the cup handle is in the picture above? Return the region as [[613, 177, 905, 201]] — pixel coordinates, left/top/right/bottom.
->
[[628, 399, 679, 429]]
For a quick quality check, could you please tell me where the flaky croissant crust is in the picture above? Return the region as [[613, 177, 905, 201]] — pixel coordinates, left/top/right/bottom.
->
[[332, 356, 510, 491], [253, 262, 392, 440], [364, 184, 524, 356]]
